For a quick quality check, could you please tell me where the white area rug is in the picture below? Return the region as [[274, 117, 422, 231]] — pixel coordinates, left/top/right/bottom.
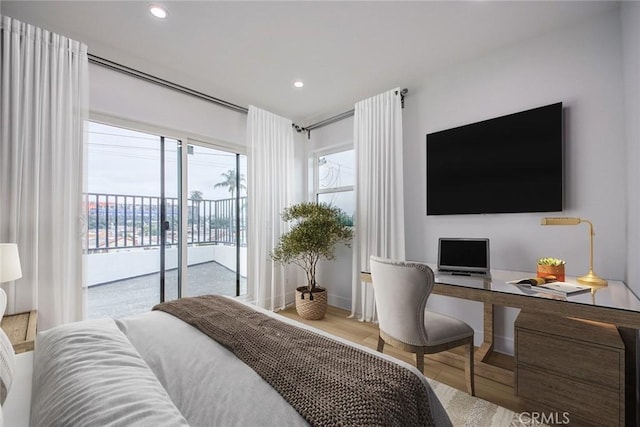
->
[[428, 379, 547, 427]]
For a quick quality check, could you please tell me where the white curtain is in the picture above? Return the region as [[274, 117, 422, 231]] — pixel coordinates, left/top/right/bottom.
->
[[0, 16, 88, 330], [351, 88, 405, 321], [246, 106, 296, 311]]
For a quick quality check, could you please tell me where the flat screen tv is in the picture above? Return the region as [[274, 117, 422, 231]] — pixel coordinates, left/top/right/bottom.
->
[[426, 102, 563, 215]]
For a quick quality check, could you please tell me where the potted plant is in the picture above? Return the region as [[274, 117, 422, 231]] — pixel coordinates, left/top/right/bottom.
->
[[271, 202, 353, 320], [537, 257, 566, 282]]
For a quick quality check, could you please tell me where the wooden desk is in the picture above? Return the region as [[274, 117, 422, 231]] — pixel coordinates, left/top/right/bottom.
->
[[515, 312, 626, 426], [1, 310, 37, 354], [361, 269, 640, 425]]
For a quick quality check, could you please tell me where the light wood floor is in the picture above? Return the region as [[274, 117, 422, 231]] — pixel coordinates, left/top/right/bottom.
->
[[278, 305, 528, 413]]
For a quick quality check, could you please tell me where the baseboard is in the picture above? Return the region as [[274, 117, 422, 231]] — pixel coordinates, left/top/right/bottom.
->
[[327, 293, 351, 311], [493, 335, 514, 355]]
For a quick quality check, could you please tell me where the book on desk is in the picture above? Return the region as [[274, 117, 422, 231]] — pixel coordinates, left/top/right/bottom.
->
[[507, 277, 592, 296]]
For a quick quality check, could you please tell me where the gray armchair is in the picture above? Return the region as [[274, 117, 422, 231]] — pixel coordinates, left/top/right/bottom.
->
[[369, 255, 475, 395]]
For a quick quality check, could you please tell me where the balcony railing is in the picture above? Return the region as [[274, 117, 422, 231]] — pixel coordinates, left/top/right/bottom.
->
[[85, 193, 247, 253]]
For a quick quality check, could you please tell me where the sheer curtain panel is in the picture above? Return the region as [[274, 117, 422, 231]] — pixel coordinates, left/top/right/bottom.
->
[[0, 16, 88, 329], [246, 106, 296, 311], [351, 88, 405, 321]]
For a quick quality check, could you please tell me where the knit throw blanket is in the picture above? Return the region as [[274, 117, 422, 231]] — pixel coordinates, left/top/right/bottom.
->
[[154, 295, 435, 427]]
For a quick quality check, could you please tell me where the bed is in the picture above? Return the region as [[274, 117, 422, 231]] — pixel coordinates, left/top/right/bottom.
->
[[3, 295, 452, 426]]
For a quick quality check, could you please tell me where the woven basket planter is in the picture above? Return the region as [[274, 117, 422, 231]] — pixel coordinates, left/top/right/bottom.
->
[[295, 286, 327, 320]]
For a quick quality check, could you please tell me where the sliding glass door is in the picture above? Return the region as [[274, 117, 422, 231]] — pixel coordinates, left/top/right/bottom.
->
[[85, 123, 179, 318], [85, 123, 246, 319], [185, 144, 246, 297]]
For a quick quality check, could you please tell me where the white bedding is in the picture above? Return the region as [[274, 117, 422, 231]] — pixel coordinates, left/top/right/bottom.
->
[[3, 351, 33, 427], [31, 319, 189, 426], [31, 298, 452, 426], [117, 311, 308, 427]]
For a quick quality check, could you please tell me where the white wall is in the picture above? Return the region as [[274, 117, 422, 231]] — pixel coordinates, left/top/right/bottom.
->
[[620, 2, 640, 409], [309, 116, 355, 153], [90, 64, 247, 148], [312, 8, 631, 354], [622, 1, 640, 297]]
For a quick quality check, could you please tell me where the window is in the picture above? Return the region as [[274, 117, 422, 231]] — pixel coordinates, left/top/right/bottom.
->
[[314, 148, 355, 226]]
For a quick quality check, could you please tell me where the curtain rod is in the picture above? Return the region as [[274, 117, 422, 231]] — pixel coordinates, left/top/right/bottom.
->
[[88, 54, 406, 138], [305, 88, 408, 133], [88, 54, 249, 114], [89, 54, 315, 135]]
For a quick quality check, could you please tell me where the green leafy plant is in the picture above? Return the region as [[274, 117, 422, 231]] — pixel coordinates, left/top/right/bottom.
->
[[537, 257, 566, 267], [271, 202, 353, 292]]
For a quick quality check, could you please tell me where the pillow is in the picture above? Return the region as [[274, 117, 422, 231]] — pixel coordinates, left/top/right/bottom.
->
[[0, 328, 15, 405], [31, 319, 189, 426]]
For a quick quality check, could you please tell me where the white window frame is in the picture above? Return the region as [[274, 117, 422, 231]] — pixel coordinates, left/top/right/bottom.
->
[[312, 144, 354, 205]]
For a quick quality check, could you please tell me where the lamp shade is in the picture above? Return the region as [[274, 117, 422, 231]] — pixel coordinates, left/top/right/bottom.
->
[[0, 244, 22, 283], [540, 217, 581, 226]]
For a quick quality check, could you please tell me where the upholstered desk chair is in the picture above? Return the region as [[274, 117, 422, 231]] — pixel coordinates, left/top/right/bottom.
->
[[369, 256, 475, 396]]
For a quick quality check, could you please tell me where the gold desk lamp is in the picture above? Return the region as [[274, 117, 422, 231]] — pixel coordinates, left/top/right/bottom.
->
[[540, 217, 608, 287]]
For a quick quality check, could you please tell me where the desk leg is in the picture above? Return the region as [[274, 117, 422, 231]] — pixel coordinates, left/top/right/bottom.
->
[[476, 302, 495, 363]]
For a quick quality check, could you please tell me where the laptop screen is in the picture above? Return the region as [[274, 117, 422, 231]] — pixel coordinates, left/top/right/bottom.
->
[[438, 238, 490, 274]]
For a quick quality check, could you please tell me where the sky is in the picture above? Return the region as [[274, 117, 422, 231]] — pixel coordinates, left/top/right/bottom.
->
[[88, 122, 246, 201]]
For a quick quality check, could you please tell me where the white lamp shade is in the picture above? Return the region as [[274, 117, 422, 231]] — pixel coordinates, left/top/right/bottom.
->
[[0, 244, 22, 283]]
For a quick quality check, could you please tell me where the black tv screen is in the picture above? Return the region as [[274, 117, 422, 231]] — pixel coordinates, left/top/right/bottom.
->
[[426, 102, 563, 215]]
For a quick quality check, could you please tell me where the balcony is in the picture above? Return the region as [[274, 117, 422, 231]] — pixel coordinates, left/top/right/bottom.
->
[[85, 192, 247, 319]]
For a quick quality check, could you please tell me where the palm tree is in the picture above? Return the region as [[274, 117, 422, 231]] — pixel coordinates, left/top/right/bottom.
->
[[214, 170, 246, 198], [189, 191, 204, 234]]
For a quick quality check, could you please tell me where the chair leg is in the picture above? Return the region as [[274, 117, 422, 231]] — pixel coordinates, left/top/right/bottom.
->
[[465, 339, 475, 396], [415, 350, 424, 374], [377, 335, 385, 353]]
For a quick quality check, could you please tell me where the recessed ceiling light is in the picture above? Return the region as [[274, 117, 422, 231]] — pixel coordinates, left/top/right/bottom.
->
[[150, 5, 168, 19], [293, 81, 304, 88]]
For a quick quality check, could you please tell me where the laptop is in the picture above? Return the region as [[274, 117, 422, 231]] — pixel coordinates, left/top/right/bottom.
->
[[437, 238, 491, 278]]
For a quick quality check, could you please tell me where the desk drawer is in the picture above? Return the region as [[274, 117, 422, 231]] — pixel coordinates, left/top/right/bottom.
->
[[517, 367, 619, 426], [517, 329, 621, 390]]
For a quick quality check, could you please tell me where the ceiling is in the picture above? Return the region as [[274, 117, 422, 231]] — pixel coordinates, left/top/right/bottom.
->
[[1, 1, 619, 124]]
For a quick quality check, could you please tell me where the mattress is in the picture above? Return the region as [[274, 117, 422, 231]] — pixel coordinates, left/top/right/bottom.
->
[[30, 298, 452, 426]]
